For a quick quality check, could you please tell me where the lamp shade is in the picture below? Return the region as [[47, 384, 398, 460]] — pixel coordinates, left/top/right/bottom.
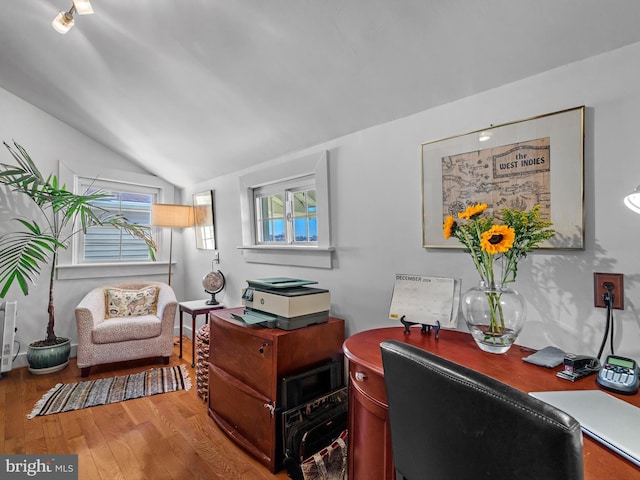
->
[[624, 185, 640, 214], [151, 204, 194, 228]]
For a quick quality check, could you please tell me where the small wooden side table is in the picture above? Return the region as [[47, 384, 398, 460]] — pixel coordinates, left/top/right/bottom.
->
[[178, 300, 224, 367]]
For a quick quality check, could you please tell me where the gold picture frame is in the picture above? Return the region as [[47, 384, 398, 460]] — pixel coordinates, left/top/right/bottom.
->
[[421, 106, 584, 249]]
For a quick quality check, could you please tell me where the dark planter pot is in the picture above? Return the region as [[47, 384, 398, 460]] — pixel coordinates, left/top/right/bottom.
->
[[27, 337, 71, 374]]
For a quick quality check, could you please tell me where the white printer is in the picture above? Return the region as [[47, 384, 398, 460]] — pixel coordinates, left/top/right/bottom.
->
[[239, 278, 330, 330]]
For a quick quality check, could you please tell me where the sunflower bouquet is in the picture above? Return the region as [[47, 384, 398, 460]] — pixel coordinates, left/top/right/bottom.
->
[[443, 203, 555, 287], [443, 203, 555, 347]]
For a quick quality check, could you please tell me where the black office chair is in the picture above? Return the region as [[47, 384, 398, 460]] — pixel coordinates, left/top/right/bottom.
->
[[380, 340, 584, 480]]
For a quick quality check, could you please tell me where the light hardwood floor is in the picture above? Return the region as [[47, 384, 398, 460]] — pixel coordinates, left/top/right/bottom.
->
[[0, 337, 291, 480]]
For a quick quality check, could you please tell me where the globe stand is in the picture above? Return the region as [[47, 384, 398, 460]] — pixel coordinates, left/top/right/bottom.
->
[[202, 270, 225, 306], [205, 290, 220, 306]]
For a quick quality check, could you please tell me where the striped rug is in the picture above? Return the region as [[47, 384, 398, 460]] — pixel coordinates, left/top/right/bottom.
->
[[27, 364, 191, 418]]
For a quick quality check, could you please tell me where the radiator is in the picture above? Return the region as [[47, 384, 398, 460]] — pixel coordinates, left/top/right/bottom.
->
[[0, 301, 17, 375]]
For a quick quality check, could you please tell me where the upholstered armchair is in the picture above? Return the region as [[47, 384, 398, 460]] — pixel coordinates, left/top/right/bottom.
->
[[75, 281, 177, 376]]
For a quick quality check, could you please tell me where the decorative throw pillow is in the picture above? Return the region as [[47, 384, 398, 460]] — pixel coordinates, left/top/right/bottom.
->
[[104, 286, 159, 318]]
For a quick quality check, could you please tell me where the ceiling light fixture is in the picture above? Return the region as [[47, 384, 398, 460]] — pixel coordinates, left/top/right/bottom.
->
[[73, 0, 94, 15], [52, 0, 94, 34], [479, 131, 493, 142], [624, 185, 640, 214]]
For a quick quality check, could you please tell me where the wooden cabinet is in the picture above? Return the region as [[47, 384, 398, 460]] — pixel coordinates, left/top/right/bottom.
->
[[208, 308, 345, 473]]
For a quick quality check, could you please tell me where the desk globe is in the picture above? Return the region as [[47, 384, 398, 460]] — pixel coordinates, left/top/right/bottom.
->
[[203, 270, 225, 305]]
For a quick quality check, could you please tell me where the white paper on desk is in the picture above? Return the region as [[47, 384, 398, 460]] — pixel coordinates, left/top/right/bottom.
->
[[388, 275, 460, 328]]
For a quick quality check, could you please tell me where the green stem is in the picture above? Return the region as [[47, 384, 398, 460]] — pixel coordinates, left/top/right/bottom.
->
[[458, 227, 488, 282], [485, 285, 506, 345]]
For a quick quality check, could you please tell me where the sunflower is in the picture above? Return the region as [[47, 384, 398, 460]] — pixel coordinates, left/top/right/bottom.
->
[[442, 203, 554, 285], [443, 215, 455, 239], [480, 225, 515, 254], [457, 203, 488, 220]]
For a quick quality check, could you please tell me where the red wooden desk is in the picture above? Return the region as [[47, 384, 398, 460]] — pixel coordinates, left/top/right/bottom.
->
[[343, 327, 640, 480]]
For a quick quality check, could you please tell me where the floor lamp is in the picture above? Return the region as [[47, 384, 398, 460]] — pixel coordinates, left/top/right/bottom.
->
[[151, 204, 194, 286]]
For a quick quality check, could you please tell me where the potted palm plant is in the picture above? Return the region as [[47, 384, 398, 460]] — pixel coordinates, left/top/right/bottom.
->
[[0, 141, 156, 374]]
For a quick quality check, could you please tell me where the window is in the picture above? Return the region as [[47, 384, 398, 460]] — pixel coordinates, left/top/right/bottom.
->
[[239, 150, 333, 268], [56, 161, 176, 281], [254, 176, 317, 245], [80, 180, 157, 262], [291, 187, 318, 242]]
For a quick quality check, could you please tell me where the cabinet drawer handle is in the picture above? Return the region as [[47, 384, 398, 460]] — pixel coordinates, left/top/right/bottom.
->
[[264, 403, 275, 416], [259, 342, 269, 355], [355, 372, 367, 382]]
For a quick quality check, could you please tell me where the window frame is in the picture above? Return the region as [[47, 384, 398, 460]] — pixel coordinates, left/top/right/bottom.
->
[[238, 150, 333, 268], [56, 161, 177, 280], [253, 175, 317, 246], [77, 178, 158, 263]]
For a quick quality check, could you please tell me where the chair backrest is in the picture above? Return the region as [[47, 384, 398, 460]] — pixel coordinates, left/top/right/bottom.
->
[[107, 281, 167, 291], [380, 340, 584, 480]]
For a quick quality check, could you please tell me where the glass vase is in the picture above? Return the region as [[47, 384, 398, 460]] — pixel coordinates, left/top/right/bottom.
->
[[461, 281, 526, 354]]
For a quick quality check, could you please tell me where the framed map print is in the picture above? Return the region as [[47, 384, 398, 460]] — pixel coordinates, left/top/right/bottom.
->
[[421, 106, 584, 249]]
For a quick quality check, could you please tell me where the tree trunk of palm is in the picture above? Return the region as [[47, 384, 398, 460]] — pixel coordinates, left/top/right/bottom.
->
[[46, 250, 57, 342]]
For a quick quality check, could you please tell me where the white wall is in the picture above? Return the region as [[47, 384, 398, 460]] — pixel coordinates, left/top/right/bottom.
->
[[4, 41, 640, 370], [0, 88, 188, 368], [182, 42, 640, 360]]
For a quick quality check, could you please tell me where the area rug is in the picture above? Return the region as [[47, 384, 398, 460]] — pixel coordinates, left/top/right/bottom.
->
[[27, 364, 191, 418]]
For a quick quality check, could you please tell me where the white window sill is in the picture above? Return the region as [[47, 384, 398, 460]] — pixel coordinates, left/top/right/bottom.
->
[[237, 245, 334, 268], [57, 261, 171, 280]]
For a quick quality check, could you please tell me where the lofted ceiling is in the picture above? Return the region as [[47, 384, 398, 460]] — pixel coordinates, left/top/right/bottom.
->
[[2, 1, 640, 187]]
